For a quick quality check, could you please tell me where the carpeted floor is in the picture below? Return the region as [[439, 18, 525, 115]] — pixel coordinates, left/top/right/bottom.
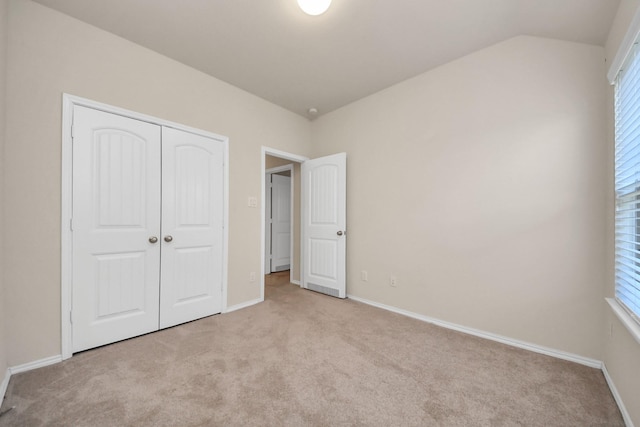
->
[[0, 275, 624, 426]]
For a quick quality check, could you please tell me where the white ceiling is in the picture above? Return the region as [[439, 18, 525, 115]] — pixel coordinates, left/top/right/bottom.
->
[[33, 0, 620, 118]]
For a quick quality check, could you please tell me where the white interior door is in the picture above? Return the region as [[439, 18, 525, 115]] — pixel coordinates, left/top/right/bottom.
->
[[271, 174, 291, 272], [302, 153, 347, 298], [72, 106, 161, 352], [159, 127, 225, 329]]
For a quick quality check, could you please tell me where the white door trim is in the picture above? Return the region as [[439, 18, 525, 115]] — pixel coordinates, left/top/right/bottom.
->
[[265, 164, 294, 275], [260, 147, 308, 301], [61, 93, 230, 360]]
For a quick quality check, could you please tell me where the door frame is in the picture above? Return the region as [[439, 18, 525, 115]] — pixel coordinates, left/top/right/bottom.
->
[[61, 94, 230, 360], [260, 147, 308, 301], [265, 164, 294, 276]]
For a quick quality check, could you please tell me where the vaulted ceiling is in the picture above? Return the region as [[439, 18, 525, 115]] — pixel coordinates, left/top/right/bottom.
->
[[33, 0, 620, 118]]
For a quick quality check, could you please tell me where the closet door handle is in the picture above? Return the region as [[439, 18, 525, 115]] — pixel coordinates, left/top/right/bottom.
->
[[164, 235, 173, 243], [149, 236, 158, 244]]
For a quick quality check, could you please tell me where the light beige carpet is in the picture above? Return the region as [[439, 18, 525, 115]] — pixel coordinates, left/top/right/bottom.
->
[[0, 279, 624, 426]]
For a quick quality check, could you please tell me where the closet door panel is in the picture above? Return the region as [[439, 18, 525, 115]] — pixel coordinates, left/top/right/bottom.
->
[[160, 127, 224, 328], [72, 106, 161, 352]]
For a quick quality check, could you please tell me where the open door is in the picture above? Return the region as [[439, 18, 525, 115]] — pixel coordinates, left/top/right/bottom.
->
[[301, 153, 347, 298]]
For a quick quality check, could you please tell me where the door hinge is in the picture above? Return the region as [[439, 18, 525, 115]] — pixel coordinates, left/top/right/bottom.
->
[[69, 311, 73, 324], [70, 218, 73, 231], [71, 124, 76, 139]]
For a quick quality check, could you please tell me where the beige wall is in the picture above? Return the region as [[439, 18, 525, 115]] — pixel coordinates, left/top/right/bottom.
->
[[265, 155, 301, 283], [604, 0, 640, 67], [0, 0, 8, 380], [604, 308, 640, 424], [604, 0, 640, 424], [311, 35, 608, 360], [4, 0, 311, 366]]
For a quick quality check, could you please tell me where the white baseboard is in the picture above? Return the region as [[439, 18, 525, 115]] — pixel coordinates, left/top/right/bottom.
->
[[0, 368, 10, 402], [224, 297, 262, 314], [347, 294, 602, 369], [1, 354, 63, 404], [603, 363, 635, 427], [291, 280, 301, 286], [9, 355, 63, 375]]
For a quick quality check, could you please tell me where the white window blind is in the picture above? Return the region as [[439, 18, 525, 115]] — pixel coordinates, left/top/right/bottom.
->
[[615, 41, 640, 323]]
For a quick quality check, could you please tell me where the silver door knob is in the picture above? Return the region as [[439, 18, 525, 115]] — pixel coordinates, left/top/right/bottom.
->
[[164, 235, 173, 242], [149, 236, 158, 244], [337, 231, 343, 236]]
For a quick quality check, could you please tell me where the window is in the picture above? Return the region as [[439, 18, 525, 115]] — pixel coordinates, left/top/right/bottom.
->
[[615, 42, 640, 323]]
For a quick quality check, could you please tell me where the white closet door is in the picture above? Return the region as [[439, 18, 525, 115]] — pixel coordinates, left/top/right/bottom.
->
[[72, 106, 161, 353], [159, 127, 225, 329]]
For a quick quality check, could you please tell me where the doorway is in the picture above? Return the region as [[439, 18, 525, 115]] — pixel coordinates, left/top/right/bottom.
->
[[261, 147, 347, 301], [265, 165, 292, 274], [261, 148, 307, 300]]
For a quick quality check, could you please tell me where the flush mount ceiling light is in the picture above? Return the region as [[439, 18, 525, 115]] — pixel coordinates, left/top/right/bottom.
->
[[297, 0, 332, 16]]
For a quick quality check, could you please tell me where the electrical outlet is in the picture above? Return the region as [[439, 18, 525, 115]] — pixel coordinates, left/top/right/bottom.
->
[[390, 276, 397, 287], [361, 270, 368, 281], [248, 196, 258, 208], [249, 272, 256, 282]]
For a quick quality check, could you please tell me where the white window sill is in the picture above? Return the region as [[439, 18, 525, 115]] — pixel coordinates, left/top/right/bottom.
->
[[606, 298, 640, 345]]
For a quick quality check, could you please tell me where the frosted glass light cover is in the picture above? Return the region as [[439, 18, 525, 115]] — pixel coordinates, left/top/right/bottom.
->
[[297, 0, 332, 16]]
